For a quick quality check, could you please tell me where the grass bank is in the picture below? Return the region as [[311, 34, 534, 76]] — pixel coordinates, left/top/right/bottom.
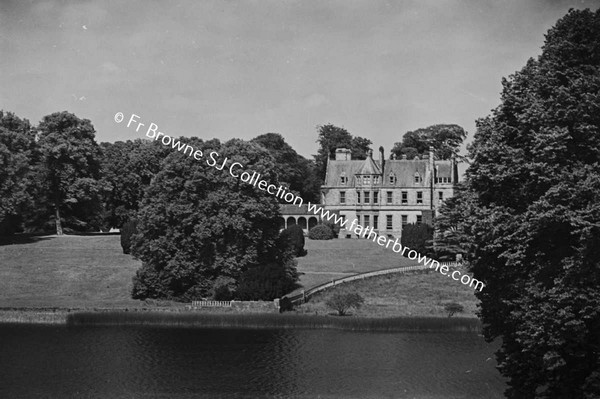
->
[[297, 269, 480, 318], [65, 311, 481, 332]]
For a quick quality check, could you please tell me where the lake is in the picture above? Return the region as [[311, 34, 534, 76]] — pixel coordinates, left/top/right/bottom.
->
[[0, 324, 505, 398]]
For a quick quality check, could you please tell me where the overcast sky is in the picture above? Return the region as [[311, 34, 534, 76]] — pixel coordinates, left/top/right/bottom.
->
[[1, 0, 598, 159]]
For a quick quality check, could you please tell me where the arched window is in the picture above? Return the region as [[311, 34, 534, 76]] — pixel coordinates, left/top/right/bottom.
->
[[414, 172, 421, 184], [389, 172, 396, 185]]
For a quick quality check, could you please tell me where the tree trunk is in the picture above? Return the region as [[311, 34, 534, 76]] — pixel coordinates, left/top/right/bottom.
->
[[54, 192, 63, 236]]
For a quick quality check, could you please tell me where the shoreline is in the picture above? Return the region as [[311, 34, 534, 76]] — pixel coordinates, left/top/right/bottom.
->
[[0, 308, 482, 332]]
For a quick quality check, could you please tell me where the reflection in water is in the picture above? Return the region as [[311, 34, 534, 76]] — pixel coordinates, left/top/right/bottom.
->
[[0, 325, 505, 398]]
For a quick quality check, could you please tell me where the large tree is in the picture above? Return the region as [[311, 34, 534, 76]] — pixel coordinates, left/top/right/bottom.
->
[[437, 9, 600, 398], [314, 124, 372, 182], [0, 111, 36, 235], [130, 137, 297, 300], [391, 124, 466, 160], [251, 132, 320, 203], [35, 112, 105, 234], [99, 139, 170, 228]]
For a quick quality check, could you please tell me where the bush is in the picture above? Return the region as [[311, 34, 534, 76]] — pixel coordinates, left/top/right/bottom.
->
[[444, 302, 464, 318], [308, 224, 334, 240], [279, 224, 307, 257], [401, 223, 434, 256], [326, 292, 365, 316], [235, 259, 299, 301], [120, 219, 138, 254]]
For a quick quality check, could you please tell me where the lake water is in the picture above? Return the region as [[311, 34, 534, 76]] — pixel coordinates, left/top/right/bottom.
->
[[0, 325, 505, 398]]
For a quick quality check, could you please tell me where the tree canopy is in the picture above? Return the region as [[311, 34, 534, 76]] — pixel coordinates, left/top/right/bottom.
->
[[391, 124, 466, 160], [314, 124, 372, 182], [130, 137, 297, 301], [35, 111, 105, 234], [436, 9, 600, 398]]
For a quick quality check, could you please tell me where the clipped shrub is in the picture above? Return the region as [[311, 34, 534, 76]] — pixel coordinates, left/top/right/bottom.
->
[[279, 296, 293, 313], [120, 219, 138, 254], [326, 292, 365, 316], [444, 302, 464, 318], [308, 224, 334, 240], [279, 224, 307, 257]]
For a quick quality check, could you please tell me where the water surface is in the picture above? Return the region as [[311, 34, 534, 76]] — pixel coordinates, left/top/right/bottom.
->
[[0, 325, 505, 398]]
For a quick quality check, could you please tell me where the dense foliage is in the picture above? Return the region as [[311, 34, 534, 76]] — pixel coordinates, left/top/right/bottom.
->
[[401, 223, 433, 256], [326, 292, 364, 316], [120, 219, 138, 255], [251, 133, 320, 203], [0, 111, 35, 235], [99, 140, 170, 228], [390, 124, 466, 160], [130, 138, 297, 301], [235, 260, 299, 301], [34, 112, 105, 234], [314, 124, 372, 181], [279, 224, 307, 257], [436, 9, 600, 398], [308, 224, 334, 240]]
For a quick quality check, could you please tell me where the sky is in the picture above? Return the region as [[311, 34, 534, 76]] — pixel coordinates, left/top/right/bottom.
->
[[1, 0, 599, 160]]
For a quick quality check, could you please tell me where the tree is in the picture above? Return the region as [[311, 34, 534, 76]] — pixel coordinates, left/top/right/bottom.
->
[[35, 112, 105, 234], [99, 139, 170, 228], [391, 124, 466, 160], [308, 224, 334, 240], [314, 124, 372, 182], [131, 137, 296, 301], [235, 259, 299, 300], [440, 9, 600, 398], [326, 292, 364, 316], [251, 133, 320, 203], [401, 223, 433, 256], [444, 302, 464, 318], [0, 111, 35, 235]]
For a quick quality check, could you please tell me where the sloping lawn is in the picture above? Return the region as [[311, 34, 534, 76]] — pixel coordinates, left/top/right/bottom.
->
[[295, 238, 419, 290], [0, 234, 142, 308]]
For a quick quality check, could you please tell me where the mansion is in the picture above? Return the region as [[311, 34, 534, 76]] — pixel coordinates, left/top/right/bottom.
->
[[321, 147, 458, 238]]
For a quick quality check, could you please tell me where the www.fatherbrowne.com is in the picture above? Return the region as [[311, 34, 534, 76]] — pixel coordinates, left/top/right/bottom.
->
[[116, 112, 485, 292]]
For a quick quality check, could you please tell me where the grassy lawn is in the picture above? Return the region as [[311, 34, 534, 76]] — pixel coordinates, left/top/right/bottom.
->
[[296, 270, 480, 318], [295, 237, 419, 290], [0, 234, 143, 308]]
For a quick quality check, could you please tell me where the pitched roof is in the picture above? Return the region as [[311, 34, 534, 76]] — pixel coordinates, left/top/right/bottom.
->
[[357, 153, 382, 175]]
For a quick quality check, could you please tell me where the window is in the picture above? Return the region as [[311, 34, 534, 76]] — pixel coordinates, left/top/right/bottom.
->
[[373, 176, 380, 184], [401, 215, 408, 226], [416, 215, 422, 225], [357, 191, 361, 204], [340, 173, 347, 185], [340, 191, 346, 204], [414, 172, 421, 183], [389, 173, 396, 185], [364, 191, 370, 204], [401, 191, 408, 204], [373, 192, 378, 204], [387, 191, 393, 204], [364, 215, 370, 228], [438, 191, 443, 201], [373, 215, 379, 229], [341, 215, 346, 224], [386, 215, 393, 230], [417, 191, 423, 204], [363, 176, 369, 185]]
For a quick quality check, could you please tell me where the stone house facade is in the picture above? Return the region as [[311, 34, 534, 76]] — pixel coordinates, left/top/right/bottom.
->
[[321, 147, 458, 238]]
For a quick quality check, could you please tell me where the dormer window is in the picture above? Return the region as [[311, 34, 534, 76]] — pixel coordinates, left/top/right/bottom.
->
[[340, 173, 347, 185], [414, 172, 421, 184], [362, 176, 370, 185], [373, 176, 380, 184], [389, 172, 396, 185]]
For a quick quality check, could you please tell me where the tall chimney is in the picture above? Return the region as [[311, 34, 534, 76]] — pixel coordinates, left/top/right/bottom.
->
[[379, 146, 385, 175]]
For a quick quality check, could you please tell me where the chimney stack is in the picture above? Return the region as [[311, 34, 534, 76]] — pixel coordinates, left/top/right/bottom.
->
[[379, 146, 385, 174]]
